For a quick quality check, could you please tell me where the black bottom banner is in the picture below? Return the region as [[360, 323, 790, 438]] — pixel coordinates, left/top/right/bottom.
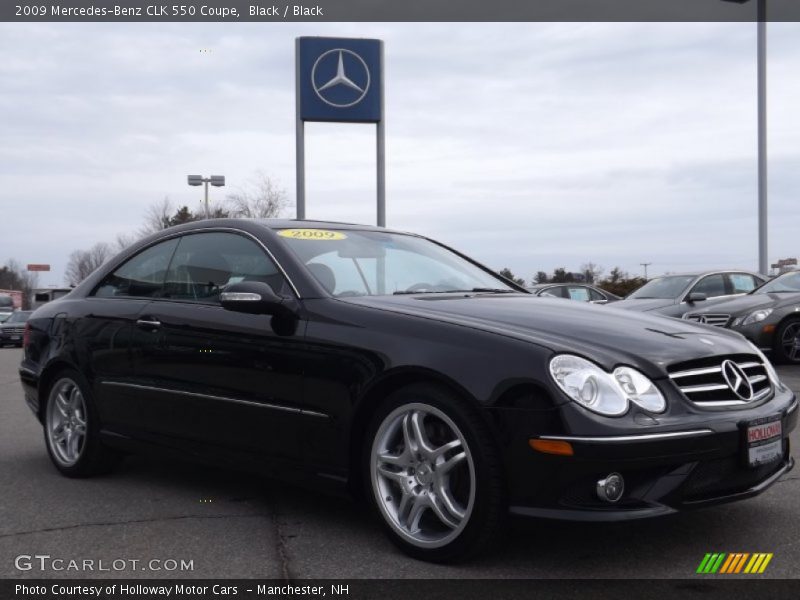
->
[[3, 579, 800, 600]]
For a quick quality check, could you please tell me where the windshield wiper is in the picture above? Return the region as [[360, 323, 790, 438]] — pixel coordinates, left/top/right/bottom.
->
[[392, 288, 516, 295]]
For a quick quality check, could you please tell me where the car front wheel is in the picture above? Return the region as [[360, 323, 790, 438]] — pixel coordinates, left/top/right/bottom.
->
[[774, 319, 800, 364], [364, 384, 504, 562]]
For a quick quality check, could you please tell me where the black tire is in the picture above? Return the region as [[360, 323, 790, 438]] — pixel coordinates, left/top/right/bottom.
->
[[773, 318, 800, 364], [43, 369, 120, 477], [362, 383, 505, 563]]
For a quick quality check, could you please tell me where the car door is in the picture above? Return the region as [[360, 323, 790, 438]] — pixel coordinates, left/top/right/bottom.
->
[[82, 238, 180, 433], [129, 230, 307, 466]]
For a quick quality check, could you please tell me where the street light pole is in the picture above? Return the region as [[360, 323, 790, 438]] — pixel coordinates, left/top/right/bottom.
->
[[640, 262, 652, 280], [188, 175, 226, 219], [757, 0, 768, 276], [722, 0, 768, 275]]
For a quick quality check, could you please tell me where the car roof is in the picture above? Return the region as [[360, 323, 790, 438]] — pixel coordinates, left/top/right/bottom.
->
[[528, 283, 589, 289], [650, 270, 762, 278], [255, 218, 410, 234]]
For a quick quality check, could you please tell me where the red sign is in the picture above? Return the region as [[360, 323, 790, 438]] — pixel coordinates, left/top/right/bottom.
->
[[26, 264, 50, 272], [748, 421, 782, 444]]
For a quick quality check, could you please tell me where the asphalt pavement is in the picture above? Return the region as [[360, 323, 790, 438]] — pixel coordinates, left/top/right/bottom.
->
[[1, 347, 798, 579]]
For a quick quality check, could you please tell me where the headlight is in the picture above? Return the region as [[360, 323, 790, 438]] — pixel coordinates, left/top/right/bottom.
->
[[747, 341, 786, 392], [549, 354, 666, 416], [613, 366, 667, 413], [741, 308, 773, 326]]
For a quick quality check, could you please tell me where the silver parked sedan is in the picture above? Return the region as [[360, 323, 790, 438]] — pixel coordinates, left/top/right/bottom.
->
[[684, 270, 800, 364], [613, 270, 766, 318]]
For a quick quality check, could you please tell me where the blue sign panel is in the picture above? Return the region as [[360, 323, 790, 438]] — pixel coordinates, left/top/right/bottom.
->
[[298, 37, 383, 123]]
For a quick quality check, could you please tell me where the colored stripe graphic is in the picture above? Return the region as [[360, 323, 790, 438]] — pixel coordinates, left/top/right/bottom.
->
[[710, 553, 726, 573], [697, 553, 772, 574], [758, 554, 773, 573], [734, 553, 750, 573], [697, 554, 713, 574], [720, 554, 736, 574]]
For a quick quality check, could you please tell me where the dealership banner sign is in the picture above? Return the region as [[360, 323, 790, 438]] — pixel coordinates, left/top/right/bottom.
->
[[297, 37, 382, 123]]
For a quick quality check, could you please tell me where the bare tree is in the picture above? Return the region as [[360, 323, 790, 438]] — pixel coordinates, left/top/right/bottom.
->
[[139, 196, 173, 236], [225, 172, 288, 219], [113, 232, 138, 252], [580, 262, 604, 284], [65, 242, 113, 286]]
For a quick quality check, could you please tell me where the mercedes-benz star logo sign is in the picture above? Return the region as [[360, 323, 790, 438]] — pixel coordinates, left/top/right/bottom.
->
[[311, 48, 371, 108], [721, 359, 754, 401]]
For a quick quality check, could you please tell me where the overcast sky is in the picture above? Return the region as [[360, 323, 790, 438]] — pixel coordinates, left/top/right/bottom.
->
[[1, 22, 798, 287]]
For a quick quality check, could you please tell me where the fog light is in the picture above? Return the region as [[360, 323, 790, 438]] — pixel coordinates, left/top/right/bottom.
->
[[596, 472, 624, 503]]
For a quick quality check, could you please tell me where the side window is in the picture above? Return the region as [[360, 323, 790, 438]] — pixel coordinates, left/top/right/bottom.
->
[[691, 274, 726, 298], [540, 286, 567, 299], [93, 239, 179, 298], [163, 232, 285, 304], [729, 273, 758, 294], [588, 288, 606, 302], [567, 287, 591, 302]]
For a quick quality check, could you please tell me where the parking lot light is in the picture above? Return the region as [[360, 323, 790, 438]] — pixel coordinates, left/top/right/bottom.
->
[[187, 174, 226, 218]]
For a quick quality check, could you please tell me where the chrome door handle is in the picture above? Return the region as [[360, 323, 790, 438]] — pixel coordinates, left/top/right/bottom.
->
[[136, 318, 161, 329]]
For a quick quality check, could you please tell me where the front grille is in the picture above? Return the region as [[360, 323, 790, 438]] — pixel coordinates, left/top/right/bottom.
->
[[1, 327, 24, 335], [668, 354, 772, 407], [685, 313, 731, 327]]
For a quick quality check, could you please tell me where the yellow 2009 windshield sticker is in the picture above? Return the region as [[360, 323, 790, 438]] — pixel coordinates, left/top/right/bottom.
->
[[278, 229, 348, 241]]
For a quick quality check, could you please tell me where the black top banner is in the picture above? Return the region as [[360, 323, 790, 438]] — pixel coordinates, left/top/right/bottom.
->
[[3, 0, 800, 23]]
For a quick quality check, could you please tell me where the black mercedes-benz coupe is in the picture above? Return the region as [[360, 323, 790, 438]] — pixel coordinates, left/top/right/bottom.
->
[[19, 219, 797, 562]]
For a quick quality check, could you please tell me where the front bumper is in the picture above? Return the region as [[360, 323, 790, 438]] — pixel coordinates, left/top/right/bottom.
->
[[0, 331, 24, 345], [730, 320, 776, 350], [497, 389, 798, 521]]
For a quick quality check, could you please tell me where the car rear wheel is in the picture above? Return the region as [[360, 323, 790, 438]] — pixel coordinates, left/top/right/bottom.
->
[[364, 384, 504, 562], [44, 370, 120, 477], [774, 319, 800, 364]]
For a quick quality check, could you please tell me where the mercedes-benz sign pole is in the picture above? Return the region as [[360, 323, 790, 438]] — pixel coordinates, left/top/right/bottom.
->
[[295, 37, 385, 226]]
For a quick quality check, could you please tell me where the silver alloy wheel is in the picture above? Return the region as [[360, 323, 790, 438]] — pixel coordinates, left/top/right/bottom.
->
[[781, 322, 800, 362], [370, 402, 476, 549], [46, 378, 88, 467]]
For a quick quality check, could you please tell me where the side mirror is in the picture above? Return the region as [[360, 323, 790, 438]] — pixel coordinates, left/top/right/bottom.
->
[[686, 292, 707, 303], [220, 281, 295, 317]]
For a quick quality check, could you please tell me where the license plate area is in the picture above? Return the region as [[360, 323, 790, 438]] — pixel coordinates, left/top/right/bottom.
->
[[742, 414, 783, 468]]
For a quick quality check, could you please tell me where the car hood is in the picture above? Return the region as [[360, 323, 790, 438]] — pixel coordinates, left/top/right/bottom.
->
[[611, 298, 677, 312], [686, 292, 799, 316], [339, 293, 752, 378]]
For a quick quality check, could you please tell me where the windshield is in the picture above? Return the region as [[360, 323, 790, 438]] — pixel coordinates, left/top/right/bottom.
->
[[6, 311, 31, 323], [276, 228, 516, 297], [0, 313, 10, 323], [755, 271, 800, 295], [628, 275, 695, 299]]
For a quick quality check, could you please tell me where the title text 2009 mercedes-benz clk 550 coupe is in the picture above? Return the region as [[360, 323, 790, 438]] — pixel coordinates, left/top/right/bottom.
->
[[18, 220, 797, 562]]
